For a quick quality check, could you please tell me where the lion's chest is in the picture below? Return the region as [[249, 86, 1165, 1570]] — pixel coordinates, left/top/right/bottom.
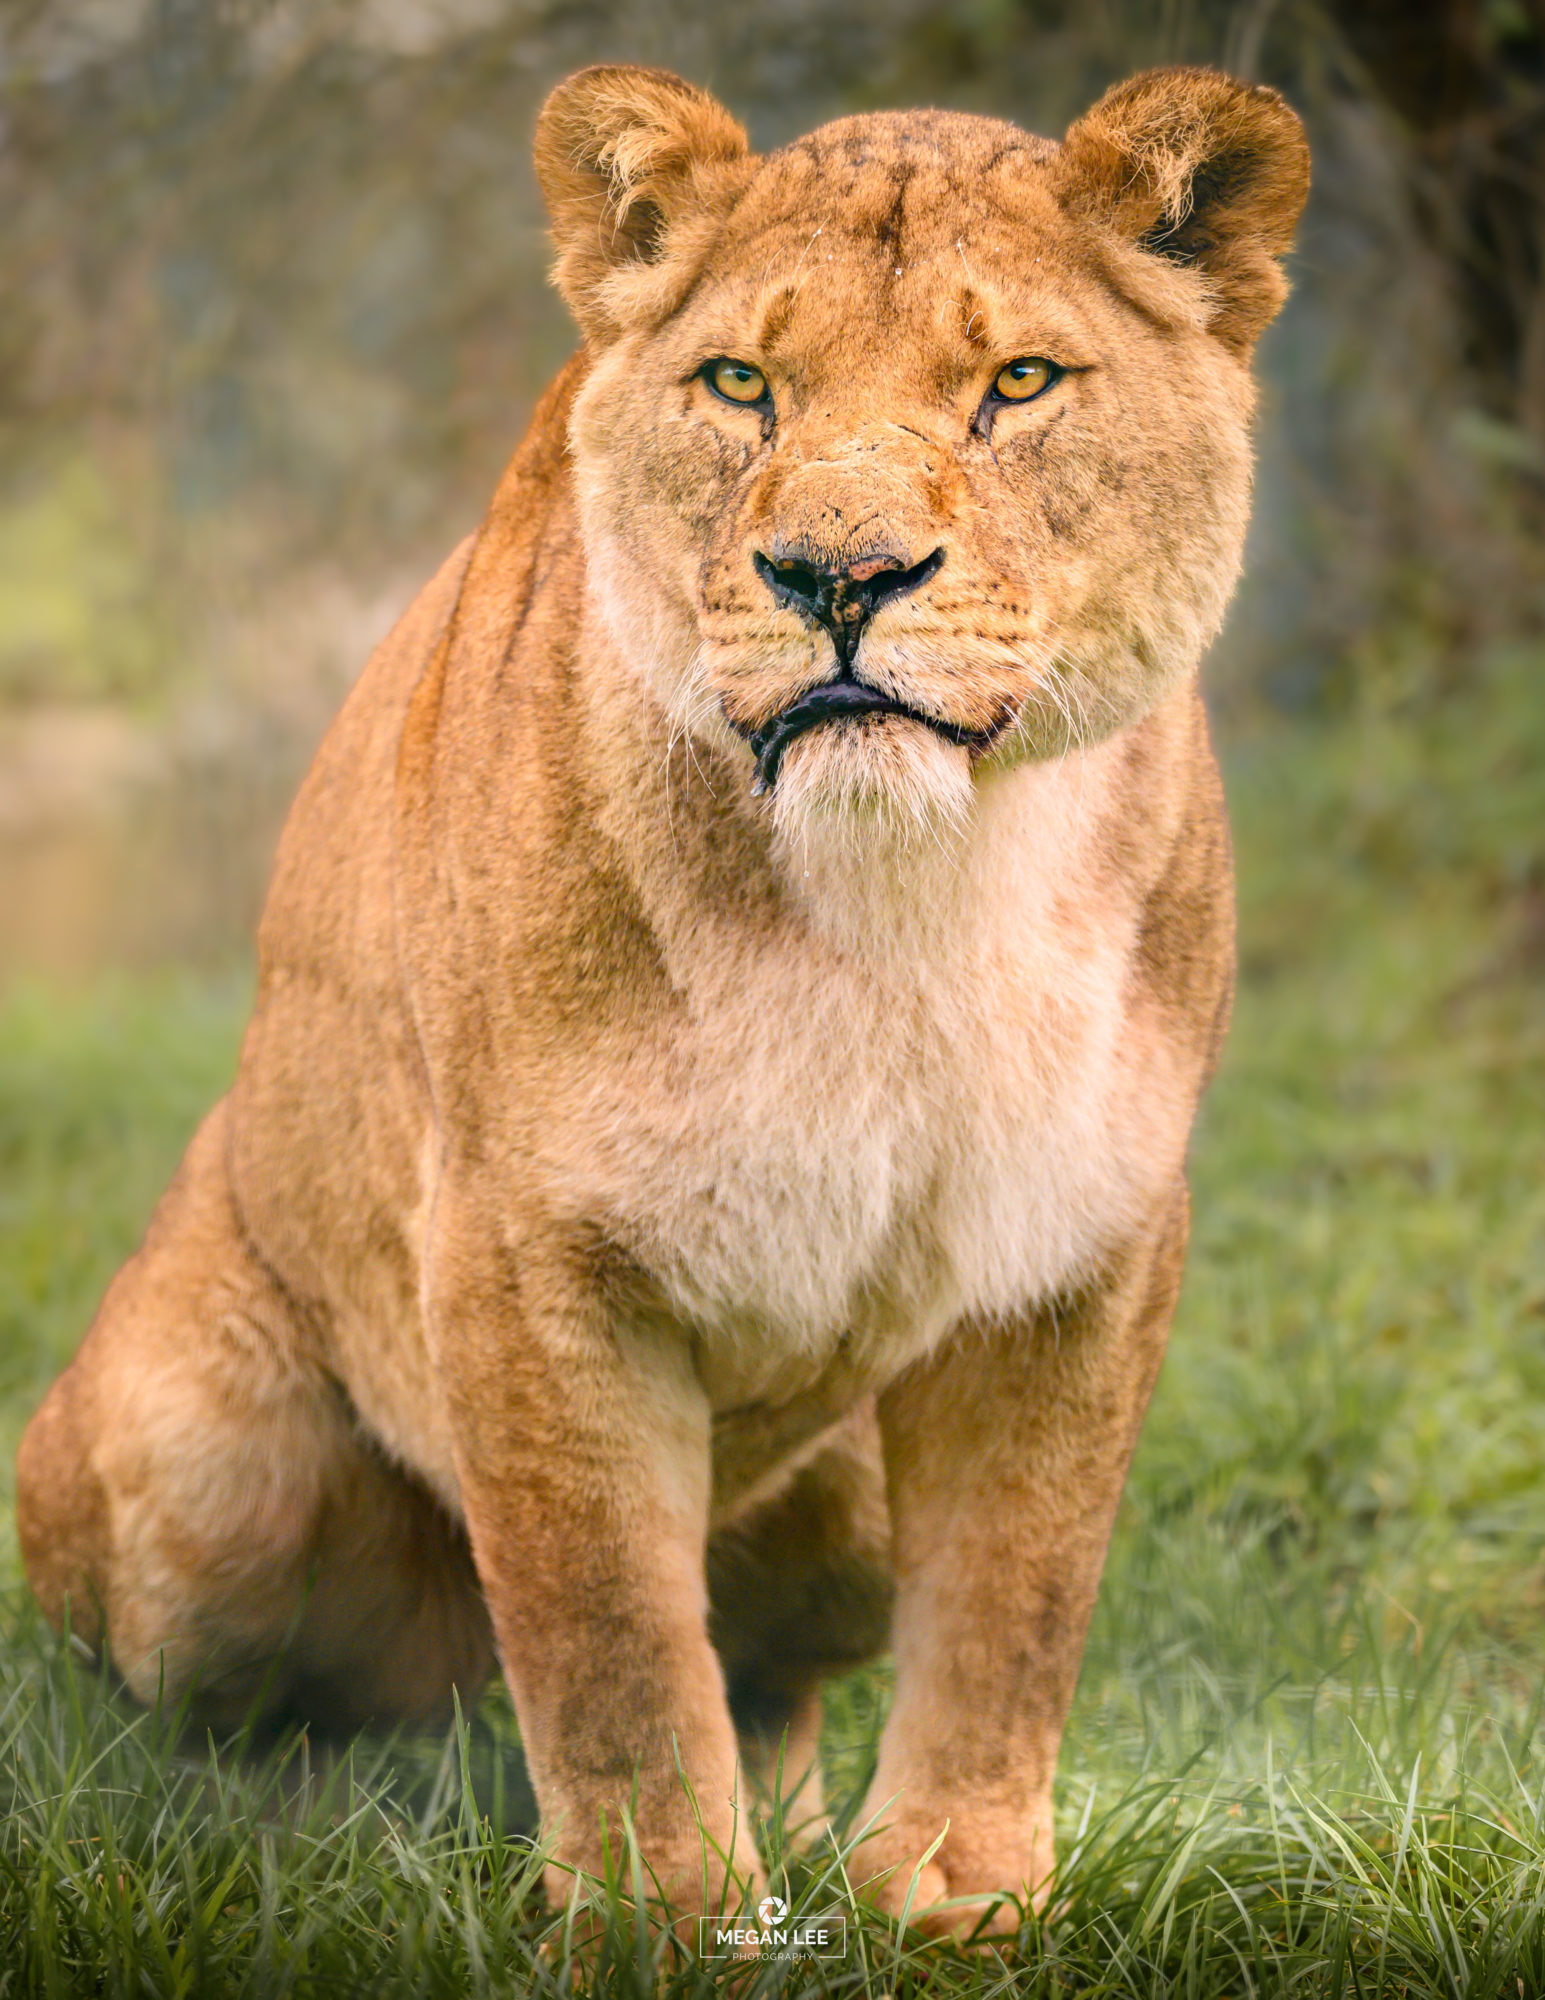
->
[[548, 833, 1187, 1409]]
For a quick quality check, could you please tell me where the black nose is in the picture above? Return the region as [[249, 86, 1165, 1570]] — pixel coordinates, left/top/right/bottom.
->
[[754, 546, 944, 667]]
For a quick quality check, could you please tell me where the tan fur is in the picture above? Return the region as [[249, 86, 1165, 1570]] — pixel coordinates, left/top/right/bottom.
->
[[18, 65, 1306, 1932]]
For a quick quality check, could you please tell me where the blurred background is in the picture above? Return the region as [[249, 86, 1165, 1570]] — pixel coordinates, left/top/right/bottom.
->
[[0, 0, 1541, 979]]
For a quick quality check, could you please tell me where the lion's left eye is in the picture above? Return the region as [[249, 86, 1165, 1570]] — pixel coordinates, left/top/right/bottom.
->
[[707, 359, 769, 406], [993, 357, 1060, 402]]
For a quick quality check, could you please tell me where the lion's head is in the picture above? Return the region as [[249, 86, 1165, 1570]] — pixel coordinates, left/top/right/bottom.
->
[[535, 65, 1307, 846]]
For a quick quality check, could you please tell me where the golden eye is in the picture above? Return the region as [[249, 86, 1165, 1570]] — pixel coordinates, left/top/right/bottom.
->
[[709, 358, 768, 405], [994, 357, 1057, 401]]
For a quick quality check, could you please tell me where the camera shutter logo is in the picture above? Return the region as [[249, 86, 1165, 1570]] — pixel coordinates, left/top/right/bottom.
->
[[702, 1894, 847, 1961]]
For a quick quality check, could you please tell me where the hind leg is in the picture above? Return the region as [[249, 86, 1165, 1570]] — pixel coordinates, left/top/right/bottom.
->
[[17, 1103, 492, 1733], [708, 1403, 893, 1826]]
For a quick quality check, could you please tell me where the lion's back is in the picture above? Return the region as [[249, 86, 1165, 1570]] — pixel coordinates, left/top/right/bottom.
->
[[222, 535, 476, 1498]]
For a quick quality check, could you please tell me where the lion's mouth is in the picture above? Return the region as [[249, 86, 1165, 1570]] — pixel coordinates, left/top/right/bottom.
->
[[741, 677, 1010, 794]]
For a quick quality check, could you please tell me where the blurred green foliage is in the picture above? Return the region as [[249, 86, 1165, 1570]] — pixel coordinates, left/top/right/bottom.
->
[[0, 455, 176, 705]]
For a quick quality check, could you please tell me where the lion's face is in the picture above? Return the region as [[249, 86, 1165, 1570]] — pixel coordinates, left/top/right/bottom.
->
[[540, 70, 1308, 839]]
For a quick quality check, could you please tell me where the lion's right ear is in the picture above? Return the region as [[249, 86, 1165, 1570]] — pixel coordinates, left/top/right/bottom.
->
[[534, 66, 752, 344]]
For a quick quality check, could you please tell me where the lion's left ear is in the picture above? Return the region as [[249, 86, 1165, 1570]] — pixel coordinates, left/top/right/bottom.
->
[[534, 65, 752, 344], [1055, 67, 1310, 352]]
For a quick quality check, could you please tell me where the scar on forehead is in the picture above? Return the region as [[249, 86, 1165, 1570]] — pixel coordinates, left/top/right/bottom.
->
[[754, 269, 1006, 359], [956, 287, 996, 348], [756, 284, 800, 354]]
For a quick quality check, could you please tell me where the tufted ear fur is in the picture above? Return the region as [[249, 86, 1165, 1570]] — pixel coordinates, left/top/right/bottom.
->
[[534, 65, 753, 344], [1056, 67, 1310, 352]]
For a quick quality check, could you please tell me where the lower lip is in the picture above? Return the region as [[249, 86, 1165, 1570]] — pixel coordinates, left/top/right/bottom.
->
[[745, 695, 995, 795]]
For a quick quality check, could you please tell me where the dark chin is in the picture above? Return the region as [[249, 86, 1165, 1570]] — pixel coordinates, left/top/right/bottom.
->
[[745, 687, 992, 794]]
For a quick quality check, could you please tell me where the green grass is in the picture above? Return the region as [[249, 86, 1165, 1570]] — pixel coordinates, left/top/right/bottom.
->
[[1, 637, 1543, 1995]]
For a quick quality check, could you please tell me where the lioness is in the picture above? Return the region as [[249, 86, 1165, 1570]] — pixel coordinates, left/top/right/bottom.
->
[[18, 63, 1307, 1933]]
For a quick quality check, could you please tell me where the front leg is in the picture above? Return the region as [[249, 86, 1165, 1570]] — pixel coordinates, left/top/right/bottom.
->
[[428, 1202, 753, 1913], [855, 1189, 1189, 1936]]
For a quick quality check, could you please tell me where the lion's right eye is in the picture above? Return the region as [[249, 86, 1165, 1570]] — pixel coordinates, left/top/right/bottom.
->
[[707, 359, 769, 406]]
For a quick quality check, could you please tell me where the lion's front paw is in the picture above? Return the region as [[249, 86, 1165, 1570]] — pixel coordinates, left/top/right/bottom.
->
[[848, 1800, 1054, 1941], [542, 1831, 764, 1931]]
